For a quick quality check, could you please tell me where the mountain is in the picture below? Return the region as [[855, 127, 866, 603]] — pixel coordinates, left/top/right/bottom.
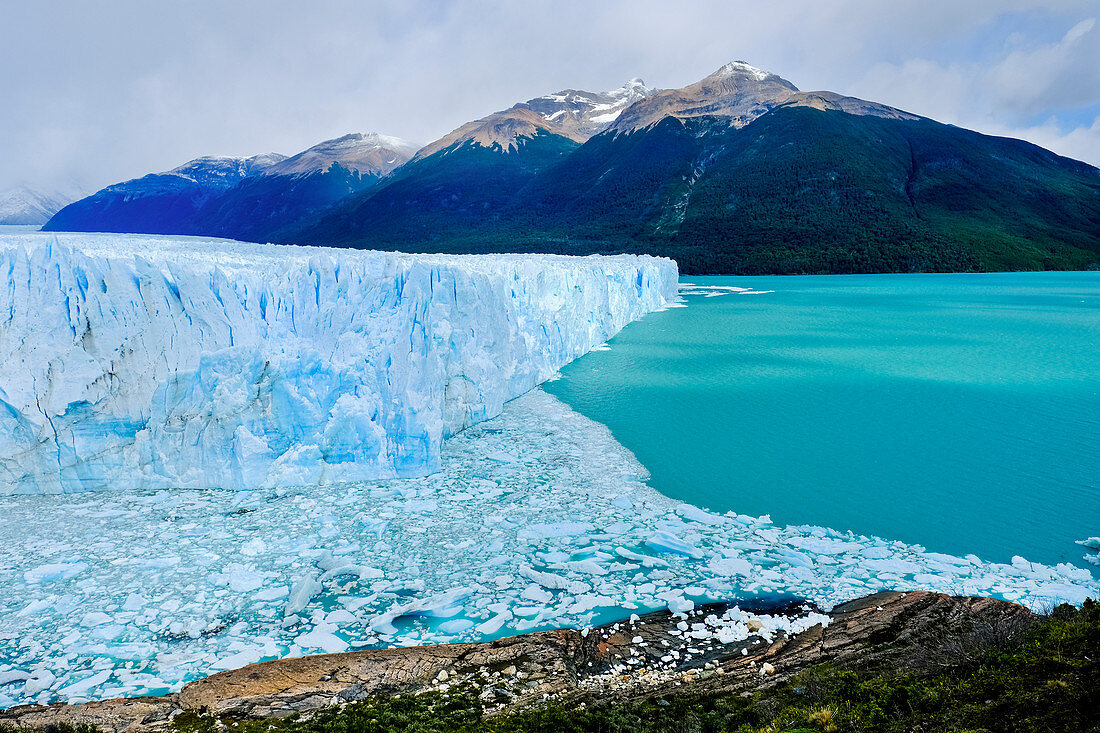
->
[[44, 134, 416, 240], [166, 153, 286, 185], [179, 134, 417, 242], [44, 153, 286, 234], [0, 186, 82, 225], [265, 133, 417, 176], [292, 62, 1100, 274], [608, 61, 798, 132], [414, 78, 653, 158], [45, 63, 1100, 273], [271, 80, 656, 246]]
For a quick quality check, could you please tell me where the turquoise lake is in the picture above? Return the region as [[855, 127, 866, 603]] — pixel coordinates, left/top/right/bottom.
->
[[545, 272, 1100, 569]]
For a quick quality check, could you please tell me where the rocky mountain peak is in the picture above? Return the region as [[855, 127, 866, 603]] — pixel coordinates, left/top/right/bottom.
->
[[416, 79, 657, 159], [265, 133, 418, 177], [609, 61, 799, 133]]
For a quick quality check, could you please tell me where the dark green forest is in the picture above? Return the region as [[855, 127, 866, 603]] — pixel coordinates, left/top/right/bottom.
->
[[292, 108, 1100, 275]]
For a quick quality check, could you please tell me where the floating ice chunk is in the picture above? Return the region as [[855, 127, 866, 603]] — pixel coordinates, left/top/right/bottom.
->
[[369, 589, 470, 635], [57, 670, 112, 699], [80, 612, 112, 627], [520, 584, 554, 604], [320, 564, 384, 582], [240, 538, 268, 556], [362, 518, 390, 536], [561, 559, 610, 576], [774, 548, 815, 568], [675, 504, 726, 526], [294, 623, 348, 654], [615, 547, 669, 568], [401, 589, 470, 619], [863, 558, 923, 575], [786, 537, 864, 555], [0, 671, 31, 686], [284, 573, 322, 618], [210, 649, 263, 671], [122, 594, 146, 611], [438, 619, 475, 634], [1077, 538, 1100, 567], [754, 528, 780, 543], [255, 586, 289, 601], [520, 565, 590, 594], [16, 599, 53, 617], [22, 669, 56, 696], [923, 552, 970, 566], [23, 562, 87, 583], [476, 609, 513, 635], [656, 590, 694, 613], [210, 563, 274, 593], [646, 531, 704, 559], [1030, 583, 1092, 606], [520, 522, 593, 539], [324, 610, 358, 625], [707, 554, 752, 577], [570, 594, 617, 614]]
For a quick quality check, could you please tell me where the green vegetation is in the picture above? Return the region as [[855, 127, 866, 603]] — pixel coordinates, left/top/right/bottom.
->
[[292, 107, 1100, 275], [46, 104, 1100, 276]]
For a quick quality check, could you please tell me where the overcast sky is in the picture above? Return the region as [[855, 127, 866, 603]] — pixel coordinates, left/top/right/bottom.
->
[[3, 0, 1100, 193]]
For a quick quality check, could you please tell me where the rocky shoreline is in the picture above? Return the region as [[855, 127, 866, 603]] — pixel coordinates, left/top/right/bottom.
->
[[0, 590, 1033, 732]]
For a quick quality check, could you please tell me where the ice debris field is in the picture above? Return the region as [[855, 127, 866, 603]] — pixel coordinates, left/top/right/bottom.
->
[[2, 389, 1096, 708], [0, 233, 1096, 709]]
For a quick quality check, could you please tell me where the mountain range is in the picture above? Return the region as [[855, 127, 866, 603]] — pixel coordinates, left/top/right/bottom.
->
[[44, 134, 417, 240], [44, 62, 1100, 274]]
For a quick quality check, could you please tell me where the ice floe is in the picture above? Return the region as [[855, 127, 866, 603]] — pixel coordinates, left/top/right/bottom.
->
[[678, 283, 773, 298], [0, 389, 1094, 708]]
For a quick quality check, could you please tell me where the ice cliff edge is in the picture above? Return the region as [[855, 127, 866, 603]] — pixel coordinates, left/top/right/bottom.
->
[[0, 233, 678, 493]]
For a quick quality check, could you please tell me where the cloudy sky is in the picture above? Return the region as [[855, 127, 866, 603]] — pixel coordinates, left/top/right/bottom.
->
[[3, 0, 1099, 193]]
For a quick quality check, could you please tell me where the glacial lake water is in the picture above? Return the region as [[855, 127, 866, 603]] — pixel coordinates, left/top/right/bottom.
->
[[545, 272, 1100, 569]]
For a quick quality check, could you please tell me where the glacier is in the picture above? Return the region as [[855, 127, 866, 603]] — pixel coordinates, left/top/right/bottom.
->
[[0, 232, 678, 494]]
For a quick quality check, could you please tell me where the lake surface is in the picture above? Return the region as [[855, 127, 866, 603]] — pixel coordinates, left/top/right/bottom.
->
[[545, 272, 1100, 569]]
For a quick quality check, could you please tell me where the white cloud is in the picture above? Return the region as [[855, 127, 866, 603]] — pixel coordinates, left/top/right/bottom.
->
[[851, 15, 1100, 164], [982, 116, 1100, 166], [3, 0, 1100, 191]]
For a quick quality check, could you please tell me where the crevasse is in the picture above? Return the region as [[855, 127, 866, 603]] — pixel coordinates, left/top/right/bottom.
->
[[0, 233, 678, 493]]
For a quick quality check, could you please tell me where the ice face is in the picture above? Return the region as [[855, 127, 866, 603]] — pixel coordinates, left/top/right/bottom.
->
[[0, 389, 1094, 708], [0, 233, 678, 493]]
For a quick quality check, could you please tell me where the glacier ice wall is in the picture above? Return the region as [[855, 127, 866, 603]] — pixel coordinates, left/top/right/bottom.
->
[[0, 233, 678, 493]]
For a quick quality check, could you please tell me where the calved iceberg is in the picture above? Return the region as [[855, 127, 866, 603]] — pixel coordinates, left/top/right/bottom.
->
[[0, 233, 677, 493]]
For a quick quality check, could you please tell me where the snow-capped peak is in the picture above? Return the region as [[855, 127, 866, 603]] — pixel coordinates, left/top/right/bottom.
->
[[416, 80, 658, 158], [610, 61, 799, 133], [266, 133, 418, 177], [166, 154, 286, 186], [615, 77, 655, 101], [713, 60, 771, 81], [525, 79, 657, 130]]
